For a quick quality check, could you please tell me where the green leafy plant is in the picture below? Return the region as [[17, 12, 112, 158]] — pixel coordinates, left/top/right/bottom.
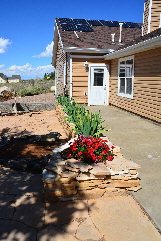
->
[[19, 87, 41, 97], [64, 135, 115, 163], [56, 96, 107, 137]]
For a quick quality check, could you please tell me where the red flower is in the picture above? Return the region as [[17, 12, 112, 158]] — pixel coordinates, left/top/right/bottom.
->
[[66, 136, 114, 164], [107, 156, 113, 161]]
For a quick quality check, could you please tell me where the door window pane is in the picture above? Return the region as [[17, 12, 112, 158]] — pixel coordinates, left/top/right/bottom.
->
[[93, 69, 104, 86], [120, 78, 125, 93]]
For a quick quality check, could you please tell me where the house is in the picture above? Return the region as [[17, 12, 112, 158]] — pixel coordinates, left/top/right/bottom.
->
[[0, 73, 8, 83], [0, 73, 21, 83], [8, 75, 21, 83], [52, 0, 161, 123]]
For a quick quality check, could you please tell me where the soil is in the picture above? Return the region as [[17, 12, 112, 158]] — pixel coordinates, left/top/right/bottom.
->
[[0, 107, 68, 159], [0, 139, 66, 159]]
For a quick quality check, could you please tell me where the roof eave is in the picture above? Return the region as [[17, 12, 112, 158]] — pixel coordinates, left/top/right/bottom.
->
[[104, 35, 161, 60], [64, 47, 114, 54]]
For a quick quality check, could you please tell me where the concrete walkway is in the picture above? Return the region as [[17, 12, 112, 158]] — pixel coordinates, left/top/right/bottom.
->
[[87, 105, 161, 230]]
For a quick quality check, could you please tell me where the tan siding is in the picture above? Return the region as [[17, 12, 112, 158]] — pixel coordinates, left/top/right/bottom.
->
[[72, 58, 106, 104], [150, 0, 161, 32], [109, 48, 161, 123], [143, 0, 161, 34]]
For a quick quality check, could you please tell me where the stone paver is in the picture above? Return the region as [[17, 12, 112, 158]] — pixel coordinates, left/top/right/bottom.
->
[[13, 195, 45, 228], [45, 200, 88, 225], [0, 219, 37, 241], [76, 217, 102, 240], [0, 195, 15, 219], [37, 226, 78, 241]]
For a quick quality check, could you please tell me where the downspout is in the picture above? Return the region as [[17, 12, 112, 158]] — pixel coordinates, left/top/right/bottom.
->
[[70, 56, 72, 98], [64, 53, 68, 96]]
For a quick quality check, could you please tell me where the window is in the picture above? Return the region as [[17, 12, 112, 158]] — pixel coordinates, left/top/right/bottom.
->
[[118, 56, 134, 98], [93, 69, 104, 86]]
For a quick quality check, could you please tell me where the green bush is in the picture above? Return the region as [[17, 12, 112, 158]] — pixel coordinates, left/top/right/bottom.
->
[[56, 96, 107, 137], [19, 87, 41, 97], [0, 79, 55, 97]]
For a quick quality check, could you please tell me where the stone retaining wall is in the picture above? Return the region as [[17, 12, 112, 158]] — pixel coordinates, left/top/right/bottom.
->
[[43, 141, 141, 202], [0, 102, 55, 113], [56, 104, 76, 139]]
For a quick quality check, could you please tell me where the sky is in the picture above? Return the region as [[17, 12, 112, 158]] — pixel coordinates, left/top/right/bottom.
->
[[0, 0, 145, 80]]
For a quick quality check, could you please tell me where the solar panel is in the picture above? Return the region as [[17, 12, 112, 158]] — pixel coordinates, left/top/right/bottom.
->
[[122, 22, 129, 28], [112, 21, 120, 27], [73, 19, 88, 25], [86, 20, 102, 26], [58, 18, 142, 32], [99, 20, 120, 27], [59, 18, 73, 24], [76, 24, 94, 32], [61, 23, 77, 31], [123, 22, 142, 29]]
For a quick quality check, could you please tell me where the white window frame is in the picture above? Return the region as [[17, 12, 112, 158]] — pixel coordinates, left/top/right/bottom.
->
[[118, 55, 134, 99]]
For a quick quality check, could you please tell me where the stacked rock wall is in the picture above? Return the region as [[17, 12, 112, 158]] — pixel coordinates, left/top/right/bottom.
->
[[56, 104, 76, 139], [43, 148, 141, 202], [0, 102, 55, 113]]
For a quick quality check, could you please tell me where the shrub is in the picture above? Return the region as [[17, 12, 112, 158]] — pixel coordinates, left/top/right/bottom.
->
[[19, 87, 41, 97], [56, 96, 107, 137], [0, 79, 55, 96]]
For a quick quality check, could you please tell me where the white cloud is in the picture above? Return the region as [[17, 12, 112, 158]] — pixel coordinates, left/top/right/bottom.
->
[[1, 63, 54, 79], [33, 41, 53, 58], [0, 64, 5, 69], [0, 38, 11, 54]]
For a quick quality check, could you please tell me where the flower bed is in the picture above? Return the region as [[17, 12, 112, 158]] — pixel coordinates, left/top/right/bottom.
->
[[64, 136, 115, 163], [44, 97, 142, 202], [43, 138, 141, 202]]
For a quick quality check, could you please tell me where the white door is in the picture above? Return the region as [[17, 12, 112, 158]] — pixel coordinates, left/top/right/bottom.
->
[[89, 66, 108, 105]]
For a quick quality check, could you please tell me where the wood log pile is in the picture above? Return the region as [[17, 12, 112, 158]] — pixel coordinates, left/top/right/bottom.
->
[[0, 90, 14, 101]]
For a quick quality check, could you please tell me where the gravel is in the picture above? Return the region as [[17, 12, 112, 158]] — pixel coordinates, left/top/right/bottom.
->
[[3, 93, 56, 103]]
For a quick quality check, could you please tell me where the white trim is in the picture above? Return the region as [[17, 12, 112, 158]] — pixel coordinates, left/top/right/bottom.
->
[[88, 64, 109, 106], [148, 0, 152, 33], [104, 35, 161, 60], [52, 22, 64, 67], [64, 47, 114, 53], [70, 57, 73, 98], [118, 55, 134, 99], [160, 13, 161, 28], [143, 1, 147, 35], [70, 55, 104, 59], [64, 63, 66, 86]]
